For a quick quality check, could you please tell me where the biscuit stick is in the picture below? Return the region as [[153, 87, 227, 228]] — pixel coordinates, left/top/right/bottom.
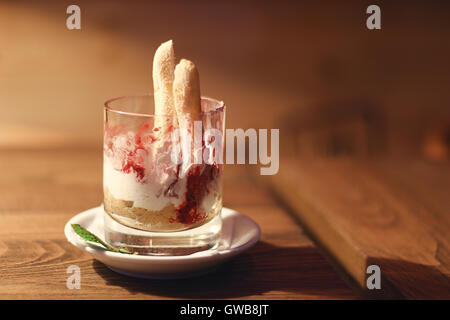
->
[[173, 59, 202, 127], [153, 40, 177, 135], [173, 59, 203, 164]]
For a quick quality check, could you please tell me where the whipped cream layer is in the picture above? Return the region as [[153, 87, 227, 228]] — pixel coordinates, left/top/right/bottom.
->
[[103, 156, 185, 211]]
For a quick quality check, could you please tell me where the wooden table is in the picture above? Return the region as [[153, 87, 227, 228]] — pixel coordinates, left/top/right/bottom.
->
[[0, 147, 355, 299], [269, 157, 450, 299]]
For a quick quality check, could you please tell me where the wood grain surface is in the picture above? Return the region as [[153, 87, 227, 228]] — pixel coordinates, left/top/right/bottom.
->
[[269, 157, 450, 299], [0, 148, 355, 299]]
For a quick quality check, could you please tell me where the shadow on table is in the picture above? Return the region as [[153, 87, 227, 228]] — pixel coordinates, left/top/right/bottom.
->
[[92, 241, 354, 299]]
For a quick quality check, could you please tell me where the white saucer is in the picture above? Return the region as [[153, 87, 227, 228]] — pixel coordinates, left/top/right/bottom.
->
[[64, 206, 260, 279]]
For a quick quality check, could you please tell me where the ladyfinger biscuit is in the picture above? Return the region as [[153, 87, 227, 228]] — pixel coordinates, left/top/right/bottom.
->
[[153, 40, 177, 132], [173, 59, 202, 129], [173, 59, 203, 164]]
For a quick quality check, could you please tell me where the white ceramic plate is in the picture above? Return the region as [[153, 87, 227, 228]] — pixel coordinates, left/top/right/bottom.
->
[[64, 206, 260, 279]]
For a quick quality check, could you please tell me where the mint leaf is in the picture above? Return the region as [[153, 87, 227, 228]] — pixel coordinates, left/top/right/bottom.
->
[[71, 224, 137, 255], [72, 224, 103, 244]]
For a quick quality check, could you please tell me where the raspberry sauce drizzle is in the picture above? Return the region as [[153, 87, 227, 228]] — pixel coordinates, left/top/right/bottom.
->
[[172, 164, 220, 225]]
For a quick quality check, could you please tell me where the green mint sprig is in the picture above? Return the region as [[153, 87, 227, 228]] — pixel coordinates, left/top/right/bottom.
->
[[71, 224, 137, 254]]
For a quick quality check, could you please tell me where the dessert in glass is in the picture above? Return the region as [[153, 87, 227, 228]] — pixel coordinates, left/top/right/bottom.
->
[[103, 41, 225, 255]]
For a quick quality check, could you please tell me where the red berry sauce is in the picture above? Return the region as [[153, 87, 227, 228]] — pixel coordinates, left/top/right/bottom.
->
[[172, 164, 220, 225]]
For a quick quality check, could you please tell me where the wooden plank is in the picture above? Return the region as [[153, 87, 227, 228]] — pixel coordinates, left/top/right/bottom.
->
[[269, 158, 450, 298], [0, 149, 355, 299]]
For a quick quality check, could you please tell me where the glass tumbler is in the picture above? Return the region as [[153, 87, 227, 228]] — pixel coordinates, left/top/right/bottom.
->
[[103, 95, 225, 255]]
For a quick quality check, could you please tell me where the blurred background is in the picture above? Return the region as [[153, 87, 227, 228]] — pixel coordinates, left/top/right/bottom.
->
[[0, 0, 449, 160]]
